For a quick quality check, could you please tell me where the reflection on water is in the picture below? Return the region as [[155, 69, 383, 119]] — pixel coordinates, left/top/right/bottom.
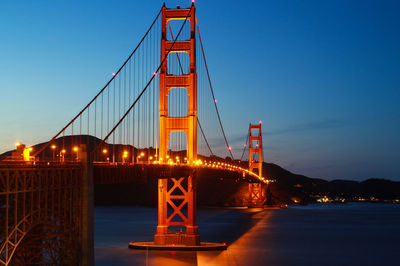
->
[[95, 203, 400, 266]]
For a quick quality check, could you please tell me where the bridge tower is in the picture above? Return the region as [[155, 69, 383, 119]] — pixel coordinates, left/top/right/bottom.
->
[[248, 122, 265, 207], [155, 3, 199, 245]]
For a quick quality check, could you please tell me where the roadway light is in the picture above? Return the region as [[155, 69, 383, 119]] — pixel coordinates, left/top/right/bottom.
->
[[122, 152, 128, 163], [73, 147, 79, 161], [60, 149, 66, 163], [102, 149, 108, 163], [51, 145, 56, 161]]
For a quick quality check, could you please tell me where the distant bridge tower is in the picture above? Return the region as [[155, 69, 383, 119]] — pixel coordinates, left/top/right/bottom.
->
[[155, 4, 199, 245], [248, 122, 265, 207]]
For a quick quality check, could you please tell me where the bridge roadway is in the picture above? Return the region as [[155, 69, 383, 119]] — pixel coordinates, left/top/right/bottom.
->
[[92, 161, 268, 184]]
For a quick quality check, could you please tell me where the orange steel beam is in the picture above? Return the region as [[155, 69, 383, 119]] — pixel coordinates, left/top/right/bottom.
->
[[248, 123, 265, 207], [155, 3, 200, 246]]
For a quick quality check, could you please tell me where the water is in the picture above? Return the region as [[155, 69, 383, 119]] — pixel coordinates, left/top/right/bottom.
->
[[95, 203, 400, 266]]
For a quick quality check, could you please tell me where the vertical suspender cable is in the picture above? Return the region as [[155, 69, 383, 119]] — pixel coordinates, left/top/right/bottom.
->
[[196, 16, 234, 160]]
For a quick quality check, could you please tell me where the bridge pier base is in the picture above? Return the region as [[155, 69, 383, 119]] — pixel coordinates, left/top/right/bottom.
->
[[129, 173, 226, 250], [154, 175, 200, 246], [248, 182, 265, 208]]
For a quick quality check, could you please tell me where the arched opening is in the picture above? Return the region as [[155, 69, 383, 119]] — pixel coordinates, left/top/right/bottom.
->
[[251, 140, 260, 148], [167, 131, 188, 163], [166, 19, 191, 42], [168, 88, 188, 117], [251, 128, 260, 136], [9, 222, 80, 265], [251, 153, 260, 163], [167, 52, 190, 75]]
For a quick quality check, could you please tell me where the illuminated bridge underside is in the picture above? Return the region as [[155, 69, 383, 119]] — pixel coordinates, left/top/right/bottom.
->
[[0, 164, 83, 265], [93, 163, 263, 184]]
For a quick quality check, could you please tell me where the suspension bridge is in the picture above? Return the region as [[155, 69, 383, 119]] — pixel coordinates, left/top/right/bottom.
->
[[1, 3, 273, 265]]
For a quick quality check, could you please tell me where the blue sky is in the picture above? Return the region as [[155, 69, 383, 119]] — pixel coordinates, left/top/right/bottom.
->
[[0, 0, 399, 181]]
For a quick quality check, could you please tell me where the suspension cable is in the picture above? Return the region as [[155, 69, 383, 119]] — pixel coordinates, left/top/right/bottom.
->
[[197, 119, 214, 156], [195, 15, 234, 160], [33, 8, 162, 157], [94, 5, 194, 153], [240, 129, 250, 162], [168, 20, 215, 157]]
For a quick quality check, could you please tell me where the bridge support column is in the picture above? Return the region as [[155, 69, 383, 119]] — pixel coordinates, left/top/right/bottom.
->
[[247, 122, 265, 208], [248, 182, 264, 208], [130, 3, 226, 250], [154, 174, 199, 246]]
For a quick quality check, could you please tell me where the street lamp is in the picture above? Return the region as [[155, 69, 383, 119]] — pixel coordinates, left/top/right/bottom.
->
[[61, 149, 66, 162], [51, 145, 56, 161], [102, 149, 108, 162], [123, 151, 128, 163], [73, 146, 79, 161]]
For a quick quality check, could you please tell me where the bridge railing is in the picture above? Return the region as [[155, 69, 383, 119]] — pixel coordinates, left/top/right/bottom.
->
[[0, 163, 86, 265]]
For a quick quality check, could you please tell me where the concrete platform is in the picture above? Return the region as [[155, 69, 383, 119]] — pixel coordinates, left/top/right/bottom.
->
[[128, 241, 227, 251]]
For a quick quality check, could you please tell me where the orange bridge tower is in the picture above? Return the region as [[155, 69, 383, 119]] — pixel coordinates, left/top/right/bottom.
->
[[248, 122, 265, 207], [154, 3, 199, 246]]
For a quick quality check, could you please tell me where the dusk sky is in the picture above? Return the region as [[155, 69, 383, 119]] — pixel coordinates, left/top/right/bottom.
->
[[1, 0, 399, 181]]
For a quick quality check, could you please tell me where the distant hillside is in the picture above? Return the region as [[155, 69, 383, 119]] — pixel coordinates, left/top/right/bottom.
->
[[2, 135, 399, 205], [261, 162, 400, 203]]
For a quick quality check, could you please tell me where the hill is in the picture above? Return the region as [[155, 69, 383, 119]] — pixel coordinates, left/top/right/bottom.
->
[[1, 135, 399, 205]]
